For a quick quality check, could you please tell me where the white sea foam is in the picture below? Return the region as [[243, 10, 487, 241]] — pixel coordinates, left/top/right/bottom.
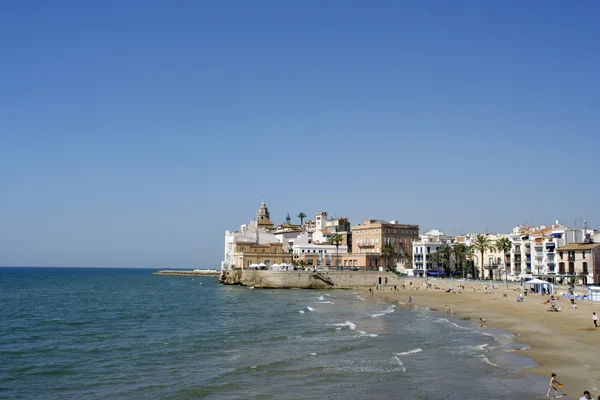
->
[[356, 295, 365, 301], [395, 348, 422, 356], [318, 301, 334, 304], [392, 355, 407, 372], [371, 305, 396, 318], [331, 321, 356, 330], [298, 310, 305, 314], [309, 352, 317, 356], [451, 322, 475, 331], [478, 355, 499, 368], [358, 330, 378, 337], [307, 306, 315, 312], [474, 344, 489, 351], [317, 296, 325, 301]]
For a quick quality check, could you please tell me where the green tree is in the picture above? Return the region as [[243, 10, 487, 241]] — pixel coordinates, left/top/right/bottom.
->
[[297, 212, 307, 225], [452, 243, 468, 278], [329, 233, 344, 269], [495, 237, 512, 281], [381, 243, 395, 271], [472, 234, 492, 279], [438, 243, 453, 276], [428, 251, 442, 276]]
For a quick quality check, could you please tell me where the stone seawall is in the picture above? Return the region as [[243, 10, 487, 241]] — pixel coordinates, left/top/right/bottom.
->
[[218, 270, 405, 289]]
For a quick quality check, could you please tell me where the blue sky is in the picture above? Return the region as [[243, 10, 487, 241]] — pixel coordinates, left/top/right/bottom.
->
[[1, 0, 598, 268]]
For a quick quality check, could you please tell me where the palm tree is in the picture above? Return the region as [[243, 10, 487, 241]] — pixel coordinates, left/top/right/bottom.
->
[[329, 233, 344, 269], [381, 243, 395, 271], [428, 251, 442, 276], [438, 243, 453, 276], [452, 243, 468, 278], [495, 237, 512, 282], [297, 212, 307, 225], [472, 234, 492, 280]]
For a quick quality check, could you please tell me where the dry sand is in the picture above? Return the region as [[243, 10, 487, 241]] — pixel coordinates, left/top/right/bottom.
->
[[364, 279, 600, 397]]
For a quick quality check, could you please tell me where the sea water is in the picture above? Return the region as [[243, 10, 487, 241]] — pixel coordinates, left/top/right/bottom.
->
[[0, 268, 549, 399]]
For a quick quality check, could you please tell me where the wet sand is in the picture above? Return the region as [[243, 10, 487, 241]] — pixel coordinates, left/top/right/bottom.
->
[[364, 280, 600, 397]]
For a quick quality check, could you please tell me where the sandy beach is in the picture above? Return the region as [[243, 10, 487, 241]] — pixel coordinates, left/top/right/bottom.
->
[[365, 279, 600, 398]]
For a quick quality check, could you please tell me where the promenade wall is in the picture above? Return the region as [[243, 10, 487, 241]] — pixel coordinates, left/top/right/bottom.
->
[[219, 270, 404, 289]]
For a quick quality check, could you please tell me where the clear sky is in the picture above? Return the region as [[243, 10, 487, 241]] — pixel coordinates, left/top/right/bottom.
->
[[1, 0, 598, 268]]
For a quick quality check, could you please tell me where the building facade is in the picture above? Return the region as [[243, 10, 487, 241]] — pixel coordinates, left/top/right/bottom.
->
[[411, 230, 455, 277], [222, 201, 291, 270], [556, 241, 600, 285], [352, 219, 419, 269]]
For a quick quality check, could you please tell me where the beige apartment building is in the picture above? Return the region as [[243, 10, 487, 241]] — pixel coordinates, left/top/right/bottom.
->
[[346, 220, 419, 270], [231, 241, 292, 269], [556, 242, 600, 285]]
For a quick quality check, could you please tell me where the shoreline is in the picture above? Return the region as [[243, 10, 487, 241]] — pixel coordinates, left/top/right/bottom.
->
[[362, 280, 600, 397]]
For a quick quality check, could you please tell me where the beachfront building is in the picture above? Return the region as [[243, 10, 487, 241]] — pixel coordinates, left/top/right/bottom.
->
[[508, 222, 594, 280], [351, 219, 419, 271], [450, 233, 509, 279], [410, 230, 455, 277], [292, 232, 348, 268], [556, 239, 600, 285], [222, 201, 292, 270]]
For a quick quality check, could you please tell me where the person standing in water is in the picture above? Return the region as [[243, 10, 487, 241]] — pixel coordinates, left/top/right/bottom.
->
[[546, 372, 562, 398], [593, 312, 598, 328]]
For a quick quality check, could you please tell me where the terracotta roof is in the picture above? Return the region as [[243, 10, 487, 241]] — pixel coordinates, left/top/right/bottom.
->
[[257, 218, 274, 226], [320, 229, 332, 234], [557, 243, 600, 251]]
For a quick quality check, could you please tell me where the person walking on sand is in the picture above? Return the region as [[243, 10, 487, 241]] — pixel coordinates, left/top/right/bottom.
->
[[546, 372, 562, 398], [480, 318, 486, 327], [593, 312, 598, 328]]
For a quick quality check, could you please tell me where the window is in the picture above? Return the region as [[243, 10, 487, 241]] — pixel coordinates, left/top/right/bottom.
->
[[568, 262, 575, 275], [583, 262, 588, 275], [582, 251, 586, 259], [559, 251, 563, 260]]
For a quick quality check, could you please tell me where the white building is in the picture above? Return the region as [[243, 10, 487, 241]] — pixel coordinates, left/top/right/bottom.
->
[[411, 230, 455, 277], [508, 221, 593, 279], [221, 202, 288, 271], [292, 231, 348, 267]]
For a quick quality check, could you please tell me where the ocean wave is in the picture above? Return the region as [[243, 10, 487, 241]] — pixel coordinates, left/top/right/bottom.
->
[[395, 348, 422, 356], [306, 306, 315, 312], [330, 321, 356, 330], [357, 330, 378, 337], [318, 301, 334, 304], [477, 355, 499, 368], [392, 355, 407, 372], [370, 305, 396, 318]]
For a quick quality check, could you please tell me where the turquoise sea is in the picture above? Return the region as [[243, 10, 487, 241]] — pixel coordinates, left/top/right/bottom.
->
[[0, 267, 550, 399]]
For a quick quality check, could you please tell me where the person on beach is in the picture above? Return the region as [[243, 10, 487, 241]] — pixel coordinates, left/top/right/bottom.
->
[[579, 390, 591, 400], [408, 296, 412, 304], [593, 312, 598, 327], [547, 373, 562, 398], [480, 318, 486, 327]]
